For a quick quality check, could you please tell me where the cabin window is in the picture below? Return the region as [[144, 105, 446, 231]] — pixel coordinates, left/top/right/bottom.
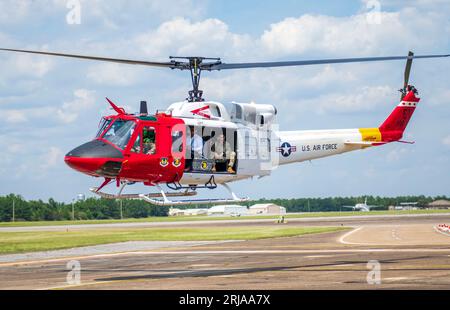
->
[[142, 126, 156, 155], [259, 137, 270, 160], [244, 106, 257, 124], [210, 105, 221, 118], [103, 119, 136, 150], [234, 104, 242, 119], [245, 131, 257, 158], [171, 129, 184, 153]]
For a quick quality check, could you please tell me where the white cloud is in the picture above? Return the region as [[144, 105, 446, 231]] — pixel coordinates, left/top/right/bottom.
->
[[86, 63, 141, 86], [134, 17, 252, 58], [386, 147, 408, 162], [39, 146, 64, 171], [5, 110, 27, 123], [443, 135, 450, 147], [426, 88, 450, 106], [296, 85, 393, 115], [12, 54, 53, 78], [0, 135, 55, 179], [0, 0, 70, 25], [7, 143, 25, 154], [74, 0, 207, 29], [260, 8, 449, 57], [0, 52, 54, 87], [57, 89, 96, 123], [0, 1, 31, 24]]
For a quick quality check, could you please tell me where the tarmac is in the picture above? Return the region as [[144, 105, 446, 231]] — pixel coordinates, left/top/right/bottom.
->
[[0, 213, 449, 290]]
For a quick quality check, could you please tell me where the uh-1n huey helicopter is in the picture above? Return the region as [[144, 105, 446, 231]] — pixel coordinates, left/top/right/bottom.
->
[[1, 48, 449, 206]]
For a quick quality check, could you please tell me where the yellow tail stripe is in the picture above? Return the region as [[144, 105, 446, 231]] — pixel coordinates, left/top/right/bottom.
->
[[359, 128, 382, 142]]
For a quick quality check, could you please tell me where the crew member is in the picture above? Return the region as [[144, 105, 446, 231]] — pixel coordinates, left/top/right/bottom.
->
[[185, 126, 203, 171], [143, 128, 156, 155], [210, 133, 236, 173]]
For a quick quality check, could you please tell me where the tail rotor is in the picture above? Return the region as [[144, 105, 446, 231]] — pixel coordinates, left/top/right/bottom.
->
[[400, 51, 417, 100]]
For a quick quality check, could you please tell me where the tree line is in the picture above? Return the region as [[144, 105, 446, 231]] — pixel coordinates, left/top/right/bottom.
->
[[246, 195, 449, 213], [0, 194, 168, 222], [0, 194, 448, 222]]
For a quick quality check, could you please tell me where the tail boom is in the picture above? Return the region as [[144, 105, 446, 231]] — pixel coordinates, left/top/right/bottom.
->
[[275, 88, 421, 165]]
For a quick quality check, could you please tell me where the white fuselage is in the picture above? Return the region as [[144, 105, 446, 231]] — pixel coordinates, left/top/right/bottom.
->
[[166, 100, 370, 186]]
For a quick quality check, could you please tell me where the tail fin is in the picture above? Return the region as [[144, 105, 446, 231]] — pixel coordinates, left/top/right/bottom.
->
[[379, 87, 420, 142]]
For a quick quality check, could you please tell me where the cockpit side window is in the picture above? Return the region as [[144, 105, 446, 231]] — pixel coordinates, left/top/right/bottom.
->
[[96, 117, 112, 138], [142, 126, 156, 155], [130, 133, 141, 153], [103, 119, 136, 150]]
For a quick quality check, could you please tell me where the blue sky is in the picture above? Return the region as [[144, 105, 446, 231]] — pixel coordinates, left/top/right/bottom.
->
[[0, 0, 449, 202]]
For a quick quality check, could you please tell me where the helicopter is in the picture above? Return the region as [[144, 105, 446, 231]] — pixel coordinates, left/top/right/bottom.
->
[[0, 48, 448, 206]]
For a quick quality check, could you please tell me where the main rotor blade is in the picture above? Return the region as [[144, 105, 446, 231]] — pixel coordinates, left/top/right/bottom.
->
[[0, 48, 177, 68], [209, 53, 450, 70]]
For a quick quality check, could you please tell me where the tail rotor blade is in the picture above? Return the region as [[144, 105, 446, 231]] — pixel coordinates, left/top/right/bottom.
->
[[404, 51, 414, 89]]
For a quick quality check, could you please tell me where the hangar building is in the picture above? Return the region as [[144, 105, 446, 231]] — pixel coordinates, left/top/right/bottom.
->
[[249, 203, 286, 215]]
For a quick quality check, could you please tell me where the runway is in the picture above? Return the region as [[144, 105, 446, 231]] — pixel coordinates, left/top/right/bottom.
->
[[0, 214, 449, 290], [0, 213, 447, 232]]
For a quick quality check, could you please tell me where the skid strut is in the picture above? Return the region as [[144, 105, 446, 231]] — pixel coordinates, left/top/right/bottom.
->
[[139, 183, 249, 206], [90, 179, 248, 206]]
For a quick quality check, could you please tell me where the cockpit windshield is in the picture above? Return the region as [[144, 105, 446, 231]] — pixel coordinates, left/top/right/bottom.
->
[[102, 119, 136, 150], [96, 117, 112, 138]]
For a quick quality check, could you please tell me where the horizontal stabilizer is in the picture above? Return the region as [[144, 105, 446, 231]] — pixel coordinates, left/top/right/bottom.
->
[[345, 141, 387, 147]]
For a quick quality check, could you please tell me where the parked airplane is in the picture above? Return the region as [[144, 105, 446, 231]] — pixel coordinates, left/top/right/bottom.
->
[[342, 198, 380, 212]]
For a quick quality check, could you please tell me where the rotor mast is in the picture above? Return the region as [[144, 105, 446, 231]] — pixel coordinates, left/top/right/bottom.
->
[[169, 56, 221, 102]]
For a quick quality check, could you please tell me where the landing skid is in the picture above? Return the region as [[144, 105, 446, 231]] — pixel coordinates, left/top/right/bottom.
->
[[139, 183, 249, 206], [90, 181, 248, 206], [90, 187, 197, 200]]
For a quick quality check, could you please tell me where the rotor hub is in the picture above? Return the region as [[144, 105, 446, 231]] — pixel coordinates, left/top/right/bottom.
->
[[169, 56, 222, 102]]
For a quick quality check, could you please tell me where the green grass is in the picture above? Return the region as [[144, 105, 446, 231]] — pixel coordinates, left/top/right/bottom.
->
[[0, 226, 347, 254], [0, 209, 449, 228]]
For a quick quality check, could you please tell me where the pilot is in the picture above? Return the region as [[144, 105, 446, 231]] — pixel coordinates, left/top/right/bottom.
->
[[131, 134, 141, 153], [142, 128, 156, 155], [210, 133, 236, 173]]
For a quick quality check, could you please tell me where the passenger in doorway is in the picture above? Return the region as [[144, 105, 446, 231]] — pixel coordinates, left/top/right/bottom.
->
[[210, 133, 236, 173], [185, 126, 203, 171]]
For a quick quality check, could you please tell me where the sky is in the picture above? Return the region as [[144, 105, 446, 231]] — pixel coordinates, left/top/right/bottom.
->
[[0, 0, 449, 202]]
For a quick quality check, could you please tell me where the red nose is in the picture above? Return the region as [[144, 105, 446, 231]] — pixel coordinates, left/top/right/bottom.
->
[[65, 140, 123, 177], [64, 156, 108, 176]]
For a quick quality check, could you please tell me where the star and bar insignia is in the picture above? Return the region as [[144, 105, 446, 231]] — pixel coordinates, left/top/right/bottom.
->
[[276, 142, 297, 157]]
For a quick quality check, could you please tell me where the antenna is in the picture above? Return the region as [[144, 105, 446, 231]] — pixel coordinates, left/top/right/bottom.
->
[[140, 101, 148, 115]]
